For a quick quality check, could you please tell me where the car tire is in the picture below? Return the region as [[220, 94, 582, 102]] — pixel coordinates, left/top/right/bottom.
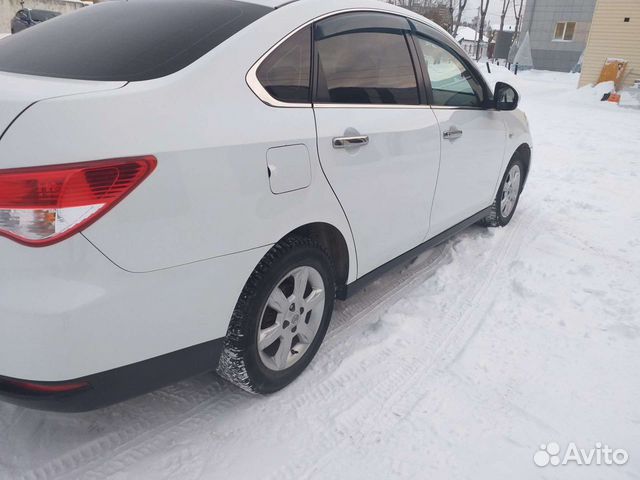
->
[[482, 157, 525, 227], [217, 236, 335, 394]]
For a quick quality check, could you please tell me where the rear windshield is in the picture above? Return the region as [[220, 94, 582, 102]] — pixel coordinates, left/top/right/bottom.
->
[[0, 0, 271, 81], [30, 10, 60, 22]]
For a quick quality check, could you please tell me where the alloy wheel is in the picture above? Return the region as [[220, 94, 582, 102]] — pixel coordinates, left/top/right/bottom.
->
[[500, 164, 521, 218], [257, 266, 326, 371]]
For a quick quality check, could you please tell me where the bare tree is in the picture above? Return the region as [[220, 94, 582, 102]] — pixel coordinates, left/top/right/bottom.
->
[[389, 0, 453, 30], [453, 0, 468, 37], [499, 0, 511, 32], [486, 23, 495, 44], [388, 0, 466, 34], [448, 0, 454, 33], [475, 0, 490, 60], [512, 0, 525, 41]]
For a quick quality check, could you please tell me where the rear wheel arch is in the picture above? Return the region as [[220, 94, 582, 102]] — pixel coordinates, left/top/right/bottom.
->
[[282, 222, 350, 293]]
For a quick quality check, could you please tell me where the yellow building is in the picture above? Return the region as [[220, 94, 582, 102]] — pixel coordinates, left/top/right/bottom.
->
[[579, 0, 640, 88]]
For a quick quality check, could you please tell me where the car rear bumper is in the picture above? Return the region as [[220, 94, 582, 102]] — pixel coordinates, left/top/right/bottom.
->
[[0, 234, 269, 410], [0, 338, 224, 412]]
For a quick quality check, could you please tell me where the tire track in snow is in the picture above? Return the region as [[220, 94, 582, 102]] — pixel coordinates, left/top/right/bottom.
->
[[16, 244, 450, 480], [11, 212, 536, 480], [268, 209, 541, 480], [367, 209, 542, 426], [14, 381, 240, 480], [328, 209, 560, 477]]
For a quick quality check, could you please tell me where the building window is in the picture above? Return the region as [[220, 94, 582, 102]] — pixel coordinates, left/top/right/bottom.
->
[[554, 22, 576, 41]]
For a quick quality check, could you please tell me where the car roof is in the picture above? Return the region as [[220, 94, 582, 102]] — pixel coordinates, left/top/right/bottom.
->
[[245, 0, 445, 33]]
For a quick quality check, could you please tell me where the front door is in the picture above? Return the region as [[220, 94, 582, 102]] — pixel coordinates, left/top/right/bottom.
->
[[412, 33, 506, 235], [312, 12, 442, 275]]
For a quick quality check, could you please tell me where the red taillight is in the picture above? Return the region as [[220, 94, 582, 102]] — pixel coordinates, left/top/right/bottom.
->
[[0, 156, 157, 246]]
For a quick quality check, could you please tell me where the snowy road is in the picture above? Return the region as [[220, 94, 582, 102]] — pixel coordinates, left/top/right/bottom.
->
[[1, 71, 639, 480]]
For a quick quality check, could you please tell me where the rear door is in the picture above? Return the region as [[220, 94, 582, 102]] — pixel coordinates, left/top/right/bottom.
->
[[312, 12, 441, 276], [412, 28, 506, 236]]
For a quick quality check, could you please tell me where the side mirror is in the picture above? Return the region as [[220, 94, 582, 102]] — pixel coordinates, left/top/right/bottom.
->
[[494, 82, 519, 111]]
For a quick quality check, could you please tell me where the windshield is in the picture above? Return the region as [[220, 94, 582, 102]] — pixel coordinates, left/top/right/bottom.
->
[[0, 0, 271, 81]]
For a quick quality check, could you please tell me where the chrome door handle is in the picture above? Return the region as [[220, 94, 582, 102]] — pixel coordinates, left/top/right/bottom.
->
[[333, 135, 369, 149], [443, 127, 463, 140]]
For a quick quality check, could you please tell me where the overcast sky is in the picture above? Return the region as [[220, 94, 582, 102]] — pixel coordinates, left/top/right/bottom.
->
[[463, 0, 520, 27]]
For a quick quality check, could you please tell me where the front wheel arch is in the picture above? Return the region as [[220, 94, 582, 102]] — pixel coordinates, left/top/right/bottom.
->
[[512, 143, 532, 188]]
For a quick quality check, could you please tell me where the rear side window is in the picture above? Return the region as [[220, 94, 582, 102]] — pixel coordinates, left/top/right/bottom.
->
[[256, 26, 312, 104], [314, 13, 419, 105], [0, 0, 271, 81]]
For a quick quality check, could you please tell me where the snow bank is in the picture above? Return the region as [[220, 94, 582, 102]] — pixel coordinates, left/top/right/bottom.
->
[[619, 89, 640, 108], [567, 80, 615, 102]]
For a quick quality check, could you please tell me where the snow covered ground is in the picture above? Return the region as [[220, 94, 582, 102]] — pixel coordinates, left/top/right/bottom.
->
[[1, 70, 639, 480]]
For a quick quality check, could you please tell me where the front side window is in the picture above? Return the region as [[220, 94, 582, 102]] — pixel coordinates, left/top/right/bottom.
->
[[414, 36, 484, 108], [256, 26, 311, 104], [314, 15, 419, 105], [554, 22, 576, 41]]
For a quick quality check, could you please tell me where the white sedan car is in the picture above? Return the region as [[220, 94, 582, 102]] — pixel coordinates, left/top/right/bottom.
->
[[0, 0, 531, 411]]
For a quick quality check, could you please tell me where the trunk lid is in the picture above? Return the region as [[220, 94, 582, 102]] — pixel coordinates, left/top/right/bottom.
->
[[0, 71, 126, 138]]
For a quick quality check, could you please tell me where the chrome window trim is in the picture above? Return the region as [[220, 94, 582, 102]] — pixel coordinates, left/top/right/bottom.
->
[[430, 105, 486, 111], [313, 103, 427, 110], [314, 104, 491, 111], [245, 8, 493, 111], [246, 7, 438, 109]]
